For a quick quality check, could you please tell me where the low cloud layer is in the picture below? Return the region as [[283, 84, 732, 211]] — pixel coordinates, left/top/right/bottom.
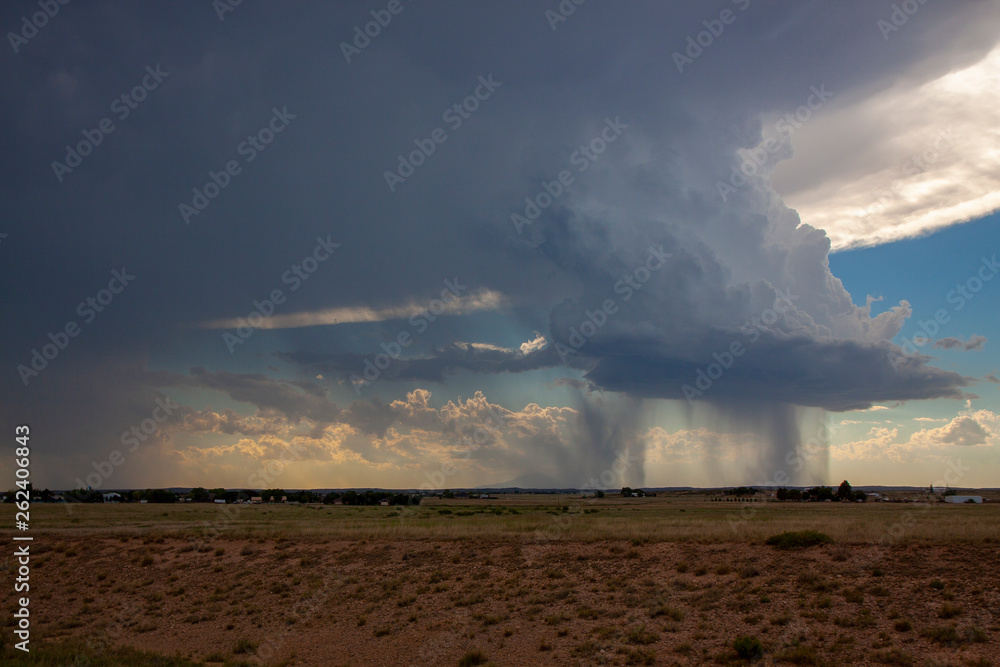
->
[[834, 402, 998, 463], [933, 334, 986, 351], [133, 370, 644, 488]]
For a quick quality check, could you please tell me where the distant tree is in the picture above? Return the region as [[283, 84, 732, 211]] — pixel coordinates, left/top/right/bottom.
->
[[225, 489, 247, 503], [805, 486, 834, 501], [5, 483, 34, 502], [190, 487, 209, 502], [288, 490, 315, 503], [621, 487, 633, 497], [262, 489, 286, 502], [595, 490, 605, 498], [851, 490, 867, 502], [442, 489, 454, 499], [786, 489, 803, 501], [635, 488, 646, 497], [147, 489, 176, 503], [837, 480, 852, 501], [776, 488, 788, 502], [65, 488, 104, 503]]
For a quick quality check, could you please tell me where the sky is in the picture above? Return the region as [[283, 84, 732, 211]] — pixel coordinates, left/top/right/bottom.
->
[[2, 0, 998, 492]]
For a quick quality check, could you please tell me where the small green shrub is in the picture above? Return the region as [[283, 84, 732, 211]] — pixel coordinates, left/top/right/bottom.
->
[[457, 650, 488, 667], [872, 648, 914, 666], [733, 635, 764, 660], [938, 602, 962, 619], [650, 604, 684, 621], [626, 623, 658, 645], [776, 644, 820, 665], [921, 626, 955, 644], [625, 647, 656, 665], [765, 530, 833, 549], [232, 638, 257, 655], [843, 588, 865, 604]]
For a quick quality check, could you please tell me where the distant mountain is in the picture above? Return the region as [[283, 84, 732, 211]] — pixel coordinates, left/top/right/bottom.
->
[[484, 473, 565, 489]]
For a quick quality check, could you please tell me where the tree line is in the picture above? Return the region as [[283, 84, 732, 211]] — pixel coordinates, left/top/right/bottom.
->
[[776, 481, 867, 502], [3, 484, 420, 505]]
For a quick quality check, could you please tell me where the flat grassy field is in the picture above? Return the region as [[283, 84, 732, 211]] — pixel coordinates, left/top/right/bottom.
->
[[20, 494, 1000, 543], [3, 496, 999, 666]]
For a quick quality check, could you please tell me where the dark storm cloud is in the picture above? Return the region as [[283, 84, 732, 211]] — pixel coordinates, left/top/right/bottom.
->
[[3, 0, 999, 485], [580, 334, 971, 412]]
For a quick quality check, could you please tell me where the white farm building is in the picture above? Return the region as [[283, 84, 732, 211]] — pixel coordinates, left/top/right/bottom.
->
[[944, 495, 982, 504]]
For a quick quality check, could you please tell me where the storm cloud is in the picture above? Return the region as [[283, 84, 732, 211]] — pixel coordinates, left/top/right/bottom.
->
[[2, 0, 996, 488]]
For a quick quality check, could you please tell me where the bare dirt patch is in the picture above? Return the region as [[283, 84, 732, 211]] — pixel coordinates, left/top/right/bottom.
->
[[10, 537, 1000, 666]]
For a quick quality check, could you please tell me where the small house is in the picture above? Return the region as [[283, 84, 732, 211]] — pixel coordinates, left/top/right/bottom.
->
[[379, 499, 391, 506]]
